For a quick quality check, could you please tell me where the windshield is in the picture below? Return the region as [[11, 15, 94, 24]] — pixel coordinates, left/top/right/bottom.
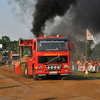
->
[[22, 46, 32, 57], [37, 40, 68, 51]]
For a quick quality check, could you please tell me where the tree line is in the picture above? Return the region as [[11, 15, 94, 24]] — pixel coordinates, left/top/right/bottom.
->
[[0, 36, 22, 56], [70, 40, 100, 62], [0, 35, 99, 61]]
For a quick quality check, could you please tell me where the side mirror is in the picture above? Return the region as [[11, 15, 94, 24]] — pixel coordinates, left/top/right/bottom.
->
[[69, 44, 71, 50]]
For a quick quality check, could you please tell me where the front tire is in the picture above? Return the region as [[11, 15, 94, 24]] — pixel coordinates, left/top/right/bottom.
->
[[33, 67, 39, 80], [25, 65, 30, 78]]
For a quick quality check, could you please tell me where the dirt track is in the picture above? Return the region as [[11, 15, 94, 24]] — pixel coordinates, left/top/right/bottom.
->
[[0, 65, 100, 100]]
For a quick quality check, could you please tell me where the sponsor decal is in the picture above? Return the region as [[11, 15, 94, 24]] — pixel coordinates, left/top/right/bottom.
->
[[44, 54, 62, 56], [78, 65, 85, 71], [40, 41, 65, 43]]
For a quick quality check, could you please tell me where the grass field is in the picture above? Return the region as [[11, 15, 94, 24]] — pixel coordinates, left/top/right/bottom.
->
[[70, 71, 100, 79]]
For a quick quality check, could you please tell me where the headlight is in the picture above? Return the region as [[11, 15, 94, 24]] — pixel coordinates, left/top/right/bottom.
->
[[51, 66, 54, 69], [64, 65, 68, 68], [38, 66, 42, 69], [54, 65, 57, 69], [47, 66, 50, 69], [57, 65, 60, 69]]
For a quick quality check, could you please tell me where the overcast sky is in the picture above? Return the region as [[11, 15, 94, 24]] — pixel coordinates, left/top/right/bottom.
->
[[0, 0, 34, 41]]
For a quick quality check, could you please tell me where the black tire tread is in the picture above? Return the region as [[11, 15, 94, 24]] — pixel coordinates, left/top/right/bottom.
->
[[62, 75, 68, 80], [33, 66, 39, 80], [25, 64, 30, 78]]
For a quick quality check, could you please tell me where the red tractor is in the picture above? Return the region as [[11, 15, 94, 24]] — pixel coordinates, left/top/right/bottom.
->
[[14, 34, 71, 80]]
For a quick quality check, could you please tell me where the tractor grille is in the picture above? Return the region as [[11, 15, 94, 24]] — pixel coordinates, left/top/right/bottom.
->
[[38, 56, 67, 64]]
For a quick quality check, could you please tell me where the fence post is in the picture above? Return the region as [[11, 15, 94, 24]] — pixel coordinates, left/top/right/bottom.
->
[[97, 65, 98, 73]]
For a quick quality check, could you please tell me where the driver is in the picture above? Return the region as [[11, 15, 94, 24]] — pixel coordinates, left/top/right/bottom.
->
[[23, 49, 29, 55]]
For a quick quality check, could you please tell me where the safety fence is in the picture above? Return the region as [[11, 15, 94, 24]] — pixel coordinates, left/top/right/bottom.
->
[[71, 64, 100, 73]]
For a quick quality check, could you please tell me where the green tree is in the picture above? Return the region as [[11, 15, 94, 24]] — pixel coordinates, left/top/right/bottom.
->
[[10, 40, 19, 54], [90, 43, 100, 60], [2, 36, 10, 51], [87, 40, 93, 60], [0, 39, 2, 44], [18, 38, 23, 40], [70, 41, 86, 62], [0, 36, 24, 56]]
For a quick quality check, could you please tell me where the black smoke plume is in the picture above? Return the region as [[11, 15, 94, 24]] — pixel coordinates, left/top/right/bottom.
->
[[31, 0, 77, 37], [71, 0, 100, 36], [8, 0, 100, 40], [49, 0, 100, 40]]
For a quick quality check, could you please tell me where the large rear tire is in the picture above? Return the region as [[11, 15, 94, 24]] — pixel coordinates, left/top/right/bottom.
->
[[33, 66, 39, 80], [25, 64, 30, 78], [13, 62, 15, 74], [14, 64, 15, 74]]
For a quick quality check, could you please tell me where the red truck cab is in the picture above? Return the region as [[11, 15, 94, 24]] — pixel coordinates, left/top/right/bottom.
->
[[14, 35, 71, 80], [31, 34, 71, 80]]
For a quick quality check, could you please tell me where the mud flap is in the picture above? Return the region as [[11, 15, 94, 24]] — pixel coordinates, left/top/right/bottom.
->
[[15, 61, 21, 74]]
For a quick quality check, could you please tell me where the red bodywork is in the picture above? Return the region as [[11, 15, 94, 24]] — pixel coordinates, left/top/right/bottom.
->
[[15, 36, 71, 77], [19, 40, 33, 46]]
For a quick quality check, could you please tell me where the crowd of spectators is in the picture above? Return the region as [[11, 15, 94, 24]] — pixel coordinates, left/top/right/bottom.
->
[[71, 59, 100, 67]]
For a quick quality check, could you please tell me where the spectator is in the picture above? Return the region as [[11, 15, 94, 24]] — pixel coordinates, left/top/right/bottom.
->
[[5, 58, 9, 65], [90, 60, 94, 66], [94, 60, 97, 66], [83, 60, 87, 66], [97, 59, 100, 66], [76, 60, 80, 65]]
